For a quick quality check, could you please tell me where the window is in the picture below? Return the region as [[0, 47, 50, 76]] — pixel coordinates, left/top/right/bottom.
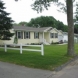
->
[[17, 31, 23, 39], [50, 33, 54, 38], [55, 33, 58, 38], [24, 32, 30, 39], [34, 32, 39, 39]]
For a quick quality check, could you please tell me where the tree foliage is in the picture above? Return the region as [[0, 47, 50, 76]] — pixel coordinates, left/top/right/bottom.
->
[[31, 0, 58, 13], [27, 16, 68, 32], [27, 16, 56, 27], [18, 21, 27, 26], [74, 24, 78, 33], [74, 2, 78, 23], [13, 21, 27, 26], [74, 2, 78, 34], [0, 0, 14, 40]]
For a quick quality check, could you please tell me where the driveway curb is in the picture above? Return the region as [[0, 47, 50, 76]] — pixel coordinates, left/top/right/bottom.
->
[[55, 55, 78, 72]]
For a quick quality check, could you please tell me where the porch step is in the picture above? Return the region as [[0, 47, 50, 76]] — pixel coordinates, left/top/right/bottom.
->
[[44, 42, 50, 45]]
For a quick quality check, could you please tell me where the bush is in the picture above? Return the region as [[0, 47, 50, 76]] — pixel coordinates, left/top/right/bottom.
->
[[52, 42, 59, 44], [59, 40, 63, 44]]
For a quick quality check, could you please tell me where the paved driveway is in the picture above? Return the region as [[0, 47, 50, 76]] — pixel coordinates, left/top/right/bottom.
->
[[51, 59, 78, 78], [0, 61, 53, 78], [1, 59, 78, 78]]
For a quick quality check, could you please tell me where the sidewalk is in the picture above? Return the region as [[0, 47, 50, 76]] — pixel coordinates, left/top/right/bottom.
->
[[0, 61, 53, 78], [51, 59, 78, 78]]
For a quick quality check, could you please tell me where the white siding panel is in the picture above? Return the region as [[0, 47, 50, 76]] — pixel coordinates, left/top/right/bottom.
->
[[58, 35, 63, 42]]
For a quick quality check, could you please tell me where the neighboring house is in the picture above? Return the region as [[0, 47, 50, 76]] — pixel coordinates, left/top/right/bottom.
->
[[58, 30, 63, 42], [74, 34, 78, 43], [63, 32, 68, 43], [63, 32, 78, 43], [0, 26, 63, 45]]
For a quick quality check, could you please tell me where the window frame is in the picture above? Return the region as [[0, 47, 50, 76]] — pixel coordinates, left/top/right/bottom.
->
[[17, 31, 23, 39], [34, 32, 39, 39], [50, 33, 54, 38], [55, 33, 58, 38], [24, 31, 30, 39]]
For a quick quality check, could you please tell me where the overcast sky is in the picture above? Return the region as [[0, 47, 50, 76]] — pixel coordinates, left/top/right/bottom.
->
[[2, 0, 67, 24]]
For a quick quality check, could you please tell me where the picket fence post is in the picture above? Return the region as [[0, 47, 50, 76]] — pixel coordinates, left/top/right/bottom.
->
[[5, 44, 7, 52], [20, 43, 22, 54], [41, 44, 44, 56]]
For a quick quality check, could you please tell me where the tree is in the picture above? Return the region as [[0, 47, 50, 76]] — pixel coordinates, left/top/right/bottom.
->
[[18, 21, 27, 26], [75, 2, 78, 22], [56, 20, 65, 31], [13, 23, 20, 26], [74, 24, 78, 33], [27, 16, 57, 27], [72, 2, 78, 34], [66, 0, 75, 56], [74, 3, 78, 34], [13, 21, 28, 26], [64, 25, 68, 32], [0, 0, 14, 40], [27, 16, 67, 32], [31, 0, 75, 56]]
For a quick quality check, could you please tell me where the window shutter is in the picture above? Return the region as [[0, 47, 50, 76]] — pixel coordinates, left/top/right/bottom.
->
[[21, 31, 23, 39], [53, 33, 54, 38], [24, 32, 25, 39], [57, 33, 58, 38], [34, 32, 35, 39], [50, 33, 51, 38], [38, 32, 39, 38], [29, 32, 30, 39]]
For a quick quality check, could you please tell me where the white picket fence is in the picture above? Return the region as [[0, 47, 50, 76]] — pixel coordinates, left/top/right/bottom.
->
[[0, 44, 44, 56]]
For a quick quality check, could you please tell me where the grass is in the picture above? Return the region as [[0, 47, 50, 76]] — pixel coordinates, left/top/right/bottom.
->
[[0, 44, 78, 71]]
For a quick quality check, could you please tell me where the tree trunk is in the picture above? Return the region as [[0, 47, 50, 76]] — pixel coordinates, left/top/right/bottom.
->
[[66, 0, 75, 56]]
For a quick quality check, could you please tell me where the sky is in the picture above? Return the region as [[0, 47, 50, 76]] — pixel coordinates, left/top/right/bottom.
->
[[2, 0, 67, 25]]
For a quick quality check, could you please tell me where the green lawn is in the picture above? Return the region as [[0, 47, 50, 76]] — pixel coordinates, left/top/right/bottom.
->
[[0, 44, 78, 71]]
